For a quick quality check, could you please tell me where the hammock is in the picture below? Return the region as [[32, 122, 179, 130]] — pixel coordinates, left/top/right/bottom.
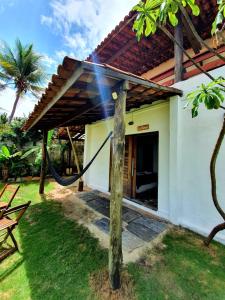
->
[[46, 131, 113, 186]]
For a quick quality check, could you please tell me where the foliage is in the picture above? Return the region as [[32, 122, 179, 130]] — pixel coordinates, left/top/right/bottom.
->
[[21, 130, 68, 175], [0, 113, 12, 136], [0, 116, 43, 178], [187, 78, 225, 117], [0, 116, 42, 148], [0, 145, 21, 165], [0, 145, 25, 179], [0, 39, 46, 121], [212, 0, 225, 34], [132, 0, 200, 41]]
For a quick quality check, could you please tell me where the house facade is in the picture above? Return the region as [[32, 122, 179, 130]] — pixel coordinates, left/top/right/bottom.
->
[[83, 4, 225, 244]]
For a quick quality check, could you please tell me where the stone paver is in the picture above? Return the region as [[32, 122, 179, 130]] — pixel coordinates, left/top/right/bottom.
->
[[132, 216, 167, 233], [78, 191, 168, 245], [122, 209, 141, 223], [126, 221, 159, 242], [122, 231, 145, 252], [94, 218, 110, 233]]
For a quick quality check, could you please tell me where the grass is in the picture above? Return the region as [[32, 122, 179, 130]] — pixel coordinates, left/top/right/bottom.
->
[[128, 229, 225, 300], [0, 181, 225, 300], [0, 181, 107, 300]]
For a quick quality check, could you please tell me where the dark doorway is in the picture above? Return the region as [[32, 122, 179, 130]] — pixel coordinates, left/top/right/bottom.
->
[[135, 132, 159, 210], [109, 132, 159, 210]]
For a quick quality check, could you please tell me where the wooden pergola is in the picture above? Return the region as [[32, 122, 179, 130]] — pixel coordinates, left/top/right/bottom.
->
[[24, 57, 182, 289], [24, 57, 182, 131]]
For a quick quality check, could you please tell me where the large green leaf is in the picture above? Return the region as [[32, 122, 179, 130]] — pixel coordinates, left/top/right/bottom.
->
[[187, 78, 225, 117], [1, 145, 10, 158]]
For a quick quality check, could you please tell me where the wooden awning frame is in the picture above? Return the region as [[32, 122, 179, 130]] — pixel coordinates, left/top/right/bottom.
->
[[24, 57, 182, 131]]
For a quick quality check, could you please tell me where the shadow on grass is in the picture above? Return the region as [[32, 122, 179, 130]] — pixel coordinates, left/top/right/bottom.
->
[[18, 200, 107, 300]]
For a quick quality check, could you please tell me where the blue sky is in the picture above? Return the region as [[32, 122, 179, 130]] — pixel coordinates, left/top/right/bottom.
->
[[0, 0, 137, 116]]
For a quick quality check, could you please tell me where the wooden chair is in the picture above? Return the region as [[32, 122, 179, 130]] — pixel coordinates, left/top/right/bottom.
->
[[0, 184, 20, 210], [0, 201, 31, 261]]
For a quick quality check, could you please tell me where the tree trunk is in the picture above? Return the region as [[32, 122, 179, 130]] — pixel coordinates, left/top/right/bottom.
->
[[8, 91, 21, 124], [39, 130, 48, 194], [205, 115, 225, 245], [174, 11, 184, 82], [109, 80, 128, 290], [205, 222, 225, 246]]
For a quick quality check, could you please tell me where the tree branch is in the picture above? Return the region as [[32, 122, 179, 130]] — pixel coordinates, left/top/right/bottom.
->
[[158, 25, 225, 88], [209, 115, 225, 221], [179, 5, 225, 63]]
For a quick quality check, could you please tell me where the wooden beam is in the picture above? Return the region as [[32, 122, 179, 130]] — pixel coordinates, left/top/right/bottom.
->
[[39, 130, 48, 194], [82, 61, 182, 95], [27, 63, 83, 130], [182, 15, 202, 54], [66, 127, 83, 191], [106, 38, 137, 64], [174, 11, 184, 83], [109, 80, 128, 290]]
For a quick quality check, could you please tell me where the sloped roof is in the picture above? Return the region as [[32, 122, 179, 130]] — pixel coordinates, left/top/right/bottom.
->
[[23, 57, 182, 131], [87, 0, 218, 75]]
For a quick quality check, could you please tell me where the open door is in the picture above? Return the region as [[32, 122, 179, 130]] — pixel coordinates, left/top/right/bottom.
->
[[123, 136, 136, 199], [109, 135, 136, 198], [109, 132, 158, 210], [134, 132, 159, 210]]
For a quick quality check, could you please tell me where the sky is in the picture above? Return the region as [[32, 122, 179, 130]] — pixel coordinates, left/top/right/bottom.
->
[[0, 0, 137, 118]]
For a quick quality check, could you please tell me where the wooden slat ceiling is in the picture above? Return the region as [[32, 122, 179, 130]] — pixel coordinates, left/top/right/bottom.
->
[[57, 125, 85, 140], [23, 57, 182, 131], [87, 0, 218, 75]]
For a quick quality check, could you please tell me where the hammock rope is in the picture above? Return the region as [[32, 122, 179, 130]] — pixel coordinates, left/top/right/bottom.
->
[[46, 131, 113, 186]]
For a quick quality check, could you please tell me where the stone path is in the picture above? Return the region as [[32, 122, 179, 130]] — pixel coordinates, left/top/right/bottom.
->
[[78, 191, 168, 252]]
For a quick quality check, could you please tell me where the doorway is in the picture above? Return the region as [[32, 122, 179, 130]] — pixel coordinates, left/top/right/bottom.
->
[[134, 132, 159, 210], [110, 132, 159, 210]]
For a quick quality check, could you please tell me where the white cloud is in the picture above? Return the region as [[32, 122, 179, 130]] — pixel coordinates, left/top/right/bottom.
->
[[41, 0, 138, 60], [0, 0, 15, 14], [0, 86, 37, 118], [41, 54, 57, 68], [40, 15, 53, 27]]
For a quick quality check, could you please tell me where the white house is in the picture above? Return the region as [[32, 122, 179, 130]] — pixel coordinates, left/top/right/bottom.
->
[[24, 1, 225, 244], [83, 5, 225, 244]]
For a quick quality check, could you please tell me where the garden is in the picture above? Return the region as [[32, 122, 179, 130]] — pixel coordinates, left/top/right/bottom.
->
[[0, 114, 83, 182]]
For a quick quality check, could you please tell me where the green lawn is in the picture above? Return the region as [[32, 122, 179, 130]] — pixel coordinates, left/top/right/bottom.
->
[[0, 181, 225, 300]]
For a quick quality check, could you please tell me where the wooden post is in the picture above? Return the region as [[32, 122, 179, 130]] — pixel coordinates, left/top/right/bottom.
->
[[66, 127, 83, 191], [109, 80, 128, 290], [39, 130, 48, 194], [174, 11, 184, 83]]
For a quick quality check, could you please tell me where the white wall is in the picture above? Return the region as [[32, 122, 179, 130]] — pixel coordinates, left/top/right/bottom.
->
[[84, 65, 225, 244], [172, 66, 225, 244], [84, 102, 170, 219]]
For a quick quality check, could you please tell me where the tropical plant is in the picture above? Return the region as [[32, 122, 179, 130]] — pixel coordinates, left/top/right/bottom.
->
[[0, 39, 46, 123], [0, 113, 11, 136], [21, 130, 66, 175], [0, 145, 22, 181], [0, 117, 42, 149], [133, 0, 200, 41], [187, 77, 225, 117], [132, 0, 225, 245]]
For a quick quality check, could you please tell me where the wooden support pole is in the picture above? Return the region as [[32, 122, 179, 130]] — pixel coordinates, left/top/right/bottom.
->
[[174, 11, 184, 83], [109, 80, 128, 290], [39, 130, 48, 194], [66, 127, 83, 191]]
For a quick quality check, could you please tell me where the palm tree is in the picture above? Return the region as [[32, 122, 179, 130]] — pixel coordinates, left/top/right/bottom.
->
[[0, 39, 46, 123]]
